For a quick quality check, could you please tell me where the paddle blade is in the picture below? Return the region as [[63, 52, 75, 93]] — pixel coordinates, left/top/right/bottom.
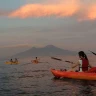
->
[[51, 57, 62, 61], [65, 61, 73, 64], [89, 50, 96, 56]]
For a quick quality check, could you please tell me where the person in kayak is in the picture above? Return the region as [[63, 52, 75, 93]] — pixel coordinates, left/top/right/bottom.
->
[[10, 59, 14, 64], [31, 57, 39, 64], [71, 51, 92, 72], [14, 58, 18, 63], [10, 59, 13, 63]]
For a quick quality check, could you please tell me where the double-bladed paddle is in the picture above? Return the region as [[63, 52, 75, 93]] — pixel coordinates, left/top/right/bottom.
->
[[51, 57, 73, 64], [89, 50, 96, 56]]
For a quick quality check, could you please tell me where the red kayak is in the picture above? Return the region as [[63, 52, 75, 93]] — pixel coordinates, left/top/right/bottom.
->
[[51, 68, 96, 80]]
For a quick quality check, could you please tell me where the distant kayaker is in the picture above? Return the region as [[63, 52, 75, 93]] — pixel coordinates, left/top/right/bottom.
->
[[71, 51, 92, 72], [31, 57, 39, 64], [10, 59, 13, 63], [14, 58, 18, 63], [10, 59, 13, 64], [36, 57, 37, 60]]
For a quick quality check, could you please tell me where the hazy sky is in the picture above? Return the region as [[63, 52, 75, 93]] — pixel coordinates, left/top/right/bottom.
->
[[0, 0, 96, 51]]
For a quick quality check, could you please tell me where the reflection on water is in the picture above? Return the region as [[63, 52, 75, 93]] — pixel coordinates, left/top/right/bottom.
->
[[0, 56, 96, 96], [79, 80, 93, 96], [52, 78, 96, 96]]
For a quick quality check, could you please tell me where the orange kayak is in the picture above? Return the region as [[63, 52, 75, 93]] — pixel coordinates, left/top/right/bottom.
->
[[51, 69, 96, 80], [31, 60, 39, 64]]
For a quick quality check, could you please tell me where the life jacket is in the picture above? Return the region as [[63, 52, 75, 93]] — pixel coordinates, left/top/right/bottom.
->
[[79, 58, 89, 72]]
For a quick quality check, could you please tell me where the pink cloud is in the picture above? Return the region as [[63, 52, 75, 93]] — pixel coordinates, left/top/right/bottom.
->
[[8, 0, 79, 18], [87, 5, 96, 20], [0, 0, 96, 21]]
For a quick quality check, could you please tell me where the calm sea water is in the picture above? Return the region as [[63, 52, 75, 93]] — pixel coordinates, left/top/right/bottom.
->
[[0, 56, 96, 96]]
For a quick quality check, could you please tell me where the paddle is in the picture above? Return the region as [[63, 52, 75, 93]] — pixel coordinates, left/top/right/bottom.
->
[[89, 50, 96, 56], [51, 57, 73, 64], [51, 57, 75, 71], [51, 57, 62, 61]]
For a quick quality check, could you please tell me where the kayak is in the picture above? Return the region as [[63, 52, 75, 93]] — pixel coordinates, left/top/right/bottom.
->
[[5, 62, 19, 64], [31, 60, 39, 64], [5, 61, 19, 64], [51, 69, 96, 80]]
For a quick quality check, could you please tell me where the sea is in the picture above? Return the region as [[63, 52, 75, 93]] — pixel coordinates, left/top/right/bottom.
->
[[0, 55, 96, 96]]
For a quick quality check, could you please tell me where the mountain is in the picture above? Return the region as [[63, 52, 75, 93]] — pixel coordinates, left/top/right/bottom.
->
[[12, 45, 76, 58]]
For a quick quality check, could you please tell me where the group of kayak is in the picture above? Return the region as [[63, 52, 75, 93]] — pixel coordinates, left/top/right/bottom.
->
[[4, 50, 96, 80], [5, 58, 19, 64], [30, 51, 96, 80], [5, 57, 40, 65], [51, 51, 96, 80]]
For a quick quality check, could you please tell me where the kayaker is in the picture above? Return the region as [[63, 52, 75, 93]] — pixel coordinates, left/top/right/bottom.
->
[[10, 59, 13, 63], [71, 51, 92, 72], [14, 58, 18, 63], [10, 59, 13, 64], [31, 57, 39, 64], [36, 57, 38, 62]]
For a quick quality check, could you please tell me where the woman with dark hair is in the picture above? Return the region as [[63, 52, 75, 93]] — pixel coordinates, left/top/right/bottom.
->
[[71, 51, 92, 72]]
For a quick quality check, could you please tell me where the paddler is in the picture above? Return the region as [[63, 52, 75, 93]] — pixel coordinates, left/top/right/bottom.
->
[[31, 57, 39, 64], [14, 58, 18, 63], [10, 59, 13, 64], [70, 51, 93, 72]]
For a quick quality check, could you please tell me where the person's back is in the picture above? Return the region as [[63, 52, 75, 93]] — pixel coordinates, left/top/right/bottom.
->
[[78, 51, 89, 72], [79, 58, 89, 72], [71, 51, 92, 72]]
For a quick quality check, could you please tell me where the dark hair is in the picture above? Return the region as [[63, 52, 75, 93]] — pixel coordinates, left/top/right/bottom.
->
[[78, 51, 88, 60]]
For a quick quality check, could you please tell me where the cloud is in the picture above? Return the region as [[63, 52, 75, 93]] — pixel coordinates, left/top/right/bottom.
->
[[77, 3, 96, 21], [8, 0, 79, 18], [1, 0, 96, 21], [87, 5, 96, 20]]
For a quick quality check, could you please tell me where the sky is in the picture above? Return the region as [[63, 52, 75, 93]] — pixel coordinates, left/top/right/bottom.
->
[[0, 0, 96, 52]]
